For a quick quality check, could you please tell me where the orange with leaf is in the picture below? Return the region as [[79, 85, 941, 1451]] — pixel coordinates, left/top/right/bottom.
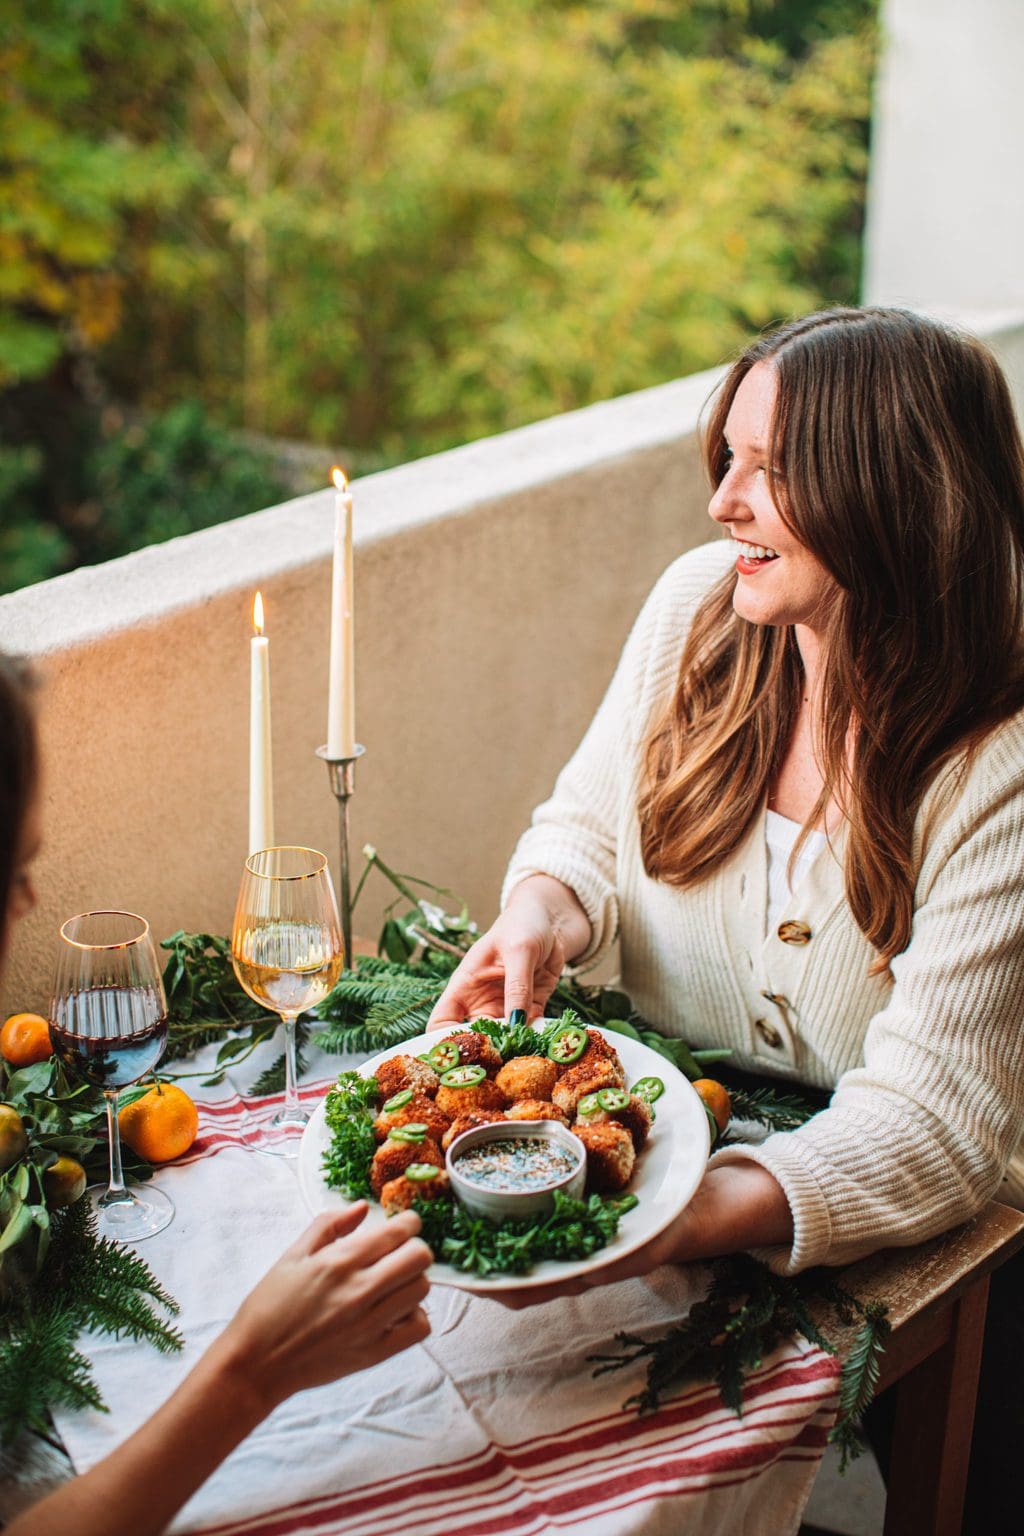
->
[[118, 1083, 198, 1163]]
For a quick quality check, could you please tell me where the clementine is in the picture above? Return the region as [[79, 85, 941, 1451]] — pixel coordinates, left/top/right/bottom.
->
[[43, 1155, 87, 1207], [692, 1078, 732, 1134], [0, 1104, 27, 1171], [1, 1012, 53, 1068], [118, 1083, 199, 1163]]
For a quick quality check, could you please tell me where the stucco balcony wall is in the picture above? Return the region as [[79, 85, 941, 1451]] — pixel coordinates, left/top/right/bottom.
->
[[2, 313, 1023, 1015]]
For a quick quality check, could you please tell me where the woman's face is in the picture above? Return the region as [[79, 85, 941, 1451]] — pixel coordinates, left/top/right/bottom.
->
[[708, 362, 836, 633]]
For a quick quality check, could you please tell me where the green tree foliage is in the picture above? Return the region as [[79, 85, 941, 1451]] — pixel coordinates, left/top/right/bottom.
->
[[0, 0, 202, 388], [1, 0, 877, 591]]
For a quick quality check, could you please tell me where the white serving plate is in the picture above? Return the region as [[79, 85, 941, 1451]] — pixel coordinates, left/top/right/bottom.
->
[[297, 1023, 711, 1294]]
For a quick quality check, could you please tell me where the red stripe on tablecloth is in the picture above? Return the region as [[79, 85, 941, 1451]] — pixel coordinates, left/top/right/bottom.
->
[[188, 1352, 838, 1536], [190, 1357, 838, 1532], [170, 1080, 335, 1162], [192, 1081, 333, 1120], [190, 1418, 833, 1536], [324, 1406, 837, 1536]]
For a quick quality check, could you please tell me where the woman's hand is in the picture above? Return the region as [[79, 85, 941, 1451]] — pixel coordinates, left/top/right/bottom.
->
[[207, 1203, 432, 1414], [427, 875, 591, 1030], [491, 1162, 795, 1308]]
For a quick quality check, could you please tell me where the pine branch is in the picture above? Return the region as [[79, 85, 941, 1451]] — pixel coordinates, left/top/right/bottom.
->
[[41, 1199, 182, 1353], [312, 954, 448, 1051], [590, 1253, 889, 1442], [248, 1022, 311, 1097], [828, 1301, 891, 1471], [726, 1084, 819, 1132], [0, 1305, 105, 1444], [0, 1198, 183, 1446]]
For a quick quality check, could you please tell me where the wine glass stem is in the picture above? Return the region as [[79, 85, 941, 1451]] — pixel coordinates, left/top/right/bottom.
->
[[281, 1014, 301, 1120], [103, 1090, 130, 1204]]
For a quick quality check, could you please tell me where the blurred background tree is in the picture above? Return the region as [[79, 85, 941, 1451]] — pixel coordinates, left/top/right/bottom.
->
[[0, 0, 876, 593]]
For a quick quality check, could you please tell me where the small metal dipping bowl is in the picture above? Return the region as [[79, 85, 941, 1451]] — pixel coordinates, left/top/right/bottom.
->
[[446, 1119, 587, 1221]]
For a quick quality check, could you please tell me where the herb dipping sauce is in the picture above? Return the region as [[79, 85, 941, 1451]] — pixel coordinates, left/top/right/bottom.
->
[[454, 1135, 580, 1193]]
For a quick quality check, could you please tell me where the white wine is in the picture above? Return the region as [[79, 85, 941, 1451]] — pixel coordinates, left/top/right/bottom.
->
[[232, 922, 343, 1016]]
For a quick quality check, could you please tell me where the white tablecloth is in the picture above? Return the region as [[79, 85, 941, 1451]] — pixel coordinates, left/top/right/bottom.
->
[[48, 1038, 840, 1536]]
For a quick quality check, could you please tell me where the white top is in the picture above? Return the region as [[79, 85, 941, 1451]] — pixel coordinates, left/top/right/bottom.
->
[[503, 539, 1024, 1273], [764, 811, 828, 938]]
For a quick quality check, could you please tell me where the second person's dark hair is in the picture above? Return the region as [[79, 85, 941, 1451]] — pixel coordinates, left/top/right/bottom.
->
[[0, 654, 38, 934]]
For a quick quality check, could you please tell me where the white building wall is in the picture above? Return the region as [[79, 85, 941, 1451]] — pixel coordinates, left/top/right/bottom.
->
[[864, 0, 1024, 311]]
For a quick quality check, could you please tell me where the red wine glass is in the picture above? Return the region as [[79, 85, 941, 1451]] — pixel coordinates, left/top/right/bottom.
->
[[50, 910, 174, 1242]]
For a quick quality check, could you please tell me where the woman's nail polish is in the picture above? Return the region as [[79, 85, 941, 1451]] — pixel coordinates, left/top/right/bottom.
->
[[509, 1008, 527, 1026]]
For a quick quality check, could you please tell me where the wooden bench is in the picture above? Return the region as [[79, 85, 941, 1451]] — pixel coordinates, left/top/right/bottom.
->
[[820, 1201, 1024, 1536]]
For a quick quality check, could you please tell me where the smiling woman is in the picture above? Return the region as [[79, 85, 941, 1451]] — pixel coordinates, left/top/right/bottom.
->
[[426, 305, 1024, 1530]]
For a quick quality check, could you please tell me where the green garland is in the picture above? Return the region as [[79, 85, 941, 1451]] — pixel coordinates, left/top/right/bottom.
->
[[0, 1058, 179, 1447]]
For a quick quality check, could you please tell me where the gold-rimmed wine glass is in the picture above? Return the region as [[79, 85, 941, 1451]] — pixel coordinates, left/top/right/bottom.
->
[[49, 910, 174, 1242], [231, 846, 343, 1157]]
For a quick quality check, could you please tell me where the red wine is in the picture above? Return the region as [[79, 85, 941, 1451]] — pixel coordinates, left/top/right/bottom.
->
[[49, 986, 168, 1090]]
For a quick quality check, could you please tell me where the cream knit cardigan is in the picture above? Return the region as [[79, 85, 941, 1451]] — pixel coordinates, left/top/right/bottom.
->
[[503, 539, 1024, 1273]]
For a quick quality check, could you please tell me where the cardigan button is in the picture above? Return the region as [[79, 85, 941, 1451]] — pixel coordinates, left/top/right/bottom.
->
[[777, 919, 812, 945], [755, 1018, 783, 1049]]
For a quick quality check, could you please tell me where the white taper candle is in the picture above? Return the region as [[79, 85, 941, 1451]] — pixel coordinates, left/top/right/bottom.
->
[[327, 466, 356, 757], [249, 590, 275, 854]]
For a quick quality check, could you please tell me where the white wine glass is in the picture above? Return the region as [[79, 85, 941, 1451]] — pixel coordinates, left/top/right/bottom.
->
[[50, 910, 174, 1242], [231, 846, 343, 1157]]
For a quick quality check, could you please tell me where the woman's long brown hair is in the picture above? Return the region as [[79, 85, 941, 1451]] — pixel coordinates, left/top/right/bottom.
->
[[639, 308, 1024, 968]]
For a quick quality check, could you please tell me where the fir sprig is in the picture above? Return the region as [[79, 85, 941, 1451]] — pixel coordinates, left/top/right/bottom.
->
[[247, 1022, 312, 1097], [313, 954, 455, 1052], [590, 1252, 888, 1464], [726, 1084, 819, 1133], [0, 1199, 182, 1446], [828, 1301, 891, 1470], [0, 1305, 104, 1442]]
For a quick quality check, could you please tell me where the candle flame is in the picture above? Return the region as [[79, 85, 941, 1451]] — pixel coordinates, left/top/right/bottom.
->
[[252, 591, 265, 636], [330, 465, 349, 492]]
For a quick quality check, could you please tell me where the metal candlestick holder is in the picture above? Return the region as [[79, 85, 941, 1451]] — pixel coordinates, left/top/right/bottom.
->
[[315, 743, 366, 969]]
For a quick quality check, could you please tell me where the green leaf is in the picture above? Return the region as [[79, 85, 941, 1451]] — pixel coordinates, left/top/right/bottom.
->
[[5, 1061, 56, 1103], [0, 1203, 33, 1254]]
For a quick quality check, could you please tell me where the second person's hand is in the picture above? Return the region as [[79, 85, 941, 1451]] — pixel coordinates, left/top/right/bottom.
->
[[206, 1204, 433, 1414]]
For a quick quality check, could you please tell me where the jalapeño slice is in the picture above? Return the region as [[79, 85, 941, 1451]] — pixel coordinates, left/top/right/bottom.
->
[[439, 1064, 486, 1088], [427, 1041, 461, 1072], [388, 1123, 428, 1143], [577, 1092, 602, 1117], [631, 1076, 665, 1104], [597, 1087, 630, 1113], [404, 1163, 441, 1182], [382, 1088, 414, 1113], [546, 1023, 588, 1065]]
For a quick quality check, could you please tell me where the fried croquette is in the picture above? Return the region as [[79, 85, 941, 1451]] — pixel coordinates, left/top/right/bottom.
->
[[441, 1110, 507, 1152], [370, 1135, 444, 1198], [380, 1169, 450, 1215], [495, 1054, 557, 1102], [570, 1028, 624, 1078], [373, 1093, 451, 1144], [374, 1054, 440, 1102], [551, 1056, 625, 1116], [575, 1092, 652, 1151], [441, 1031, 503, 1076], [576, 1122, 635, 1193], [504, 1098, 570, 1126], [435, 1077, 507, 1119]]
